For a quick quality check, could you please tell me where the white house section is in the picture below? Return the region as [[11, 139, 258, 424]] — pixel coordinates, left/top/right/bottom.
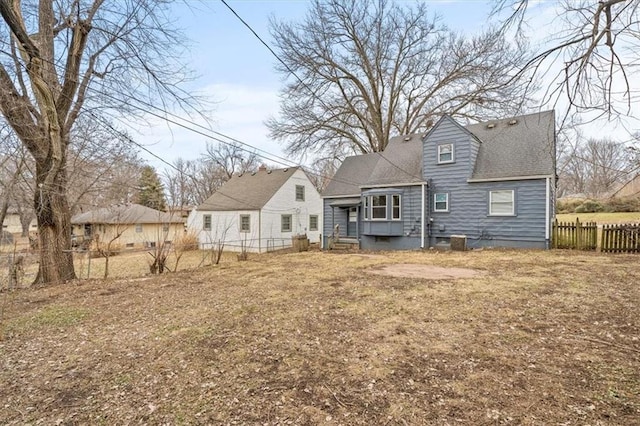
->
[[187, 168, 322, 253]]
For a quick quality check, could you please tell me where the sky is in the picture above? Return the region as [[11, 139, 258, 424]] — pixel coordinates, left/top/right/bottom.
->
[[134, 0, 490, 171], [132, 0, 639, 172]]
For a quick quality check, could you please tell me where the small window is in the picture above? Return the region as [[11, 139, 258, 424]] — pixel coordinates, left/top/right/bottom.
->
[[203, 214, 212, 231], [126, 242, 134, 248], [309, 215, 318, 231], [240, 214, 250, 232], [363, 196, 369, 220], [371, 195, 387, 220], [135, 224, 143, 233], [162, 224, 169, 233], [281, 214, 292, 232], [489, 190, 515, 216], [392, 194, 401, 220], [434, 193, 449, 212], [295, 185, 305, 201], [438, 143, 454, 164]]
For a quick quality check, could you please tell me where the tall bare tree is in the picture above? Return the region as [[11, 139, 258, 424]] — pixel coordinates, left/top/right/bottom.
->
[[267, 0, 532, 159], [0, 0, 198, 284], [202, 142, 259, 180], [492, 0, 640, 119]]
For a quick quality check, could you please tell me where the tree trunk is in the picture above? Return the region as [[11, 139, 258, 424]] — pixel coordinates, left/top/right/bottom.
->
[[33, 157, 76, 284]]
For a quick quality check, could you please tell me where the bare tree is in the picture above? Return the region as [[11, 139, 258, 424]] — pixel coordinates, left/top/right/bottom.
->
[[202, 142, 259, 180], [267, 0, 532, 159], [492, 0, 640, 119], [558, 136, 633, 198], [0, 0, 199, 284]]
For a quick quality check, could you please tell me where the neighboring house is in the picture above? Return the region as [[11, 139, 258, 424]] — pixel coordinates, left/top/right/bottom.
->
[[187, 166, 322, 253], [1, 209, 37, 236], [71, 203, 185, 249], [322, 111, 556, 250]]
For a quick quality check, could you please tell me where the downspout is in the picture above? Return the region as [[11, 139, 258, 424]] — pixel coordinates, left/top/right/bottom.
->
[[421, 183, 426, 249], [545, 177, 550, 249]]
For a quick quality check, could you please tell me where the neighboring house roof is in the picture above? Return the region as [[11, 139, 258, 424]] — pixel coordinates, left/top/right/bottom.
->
[[196, 167, 300, 211], [323, 110, 555, 197], [467, 110, 555, 180], [71, 204, 183, 225]]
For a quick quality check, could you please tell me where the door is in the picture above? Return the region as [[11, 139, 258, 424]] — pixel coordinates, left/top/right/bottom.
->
[[347, 207, 357, 237]]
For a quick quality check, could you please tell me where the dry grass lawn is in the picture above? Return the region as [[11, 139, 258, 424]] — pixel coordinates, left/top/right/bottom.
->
[[1, 249, 639, 425], [556, 212, 640, 224]]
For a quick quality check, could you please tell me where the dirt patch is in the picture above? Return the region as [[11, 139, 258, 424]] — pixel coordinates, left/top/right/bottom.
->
[[368, 263, 482, 279]]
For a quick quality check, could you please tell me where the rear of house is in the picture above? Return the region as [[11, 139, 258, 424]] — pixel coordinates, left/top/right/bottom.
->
[[322, 111, 556, 250]]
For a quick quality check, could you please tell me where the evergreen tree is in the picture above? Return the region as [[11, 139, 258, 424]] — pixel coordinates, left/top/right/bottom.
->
[[136, 165, 166, 210]]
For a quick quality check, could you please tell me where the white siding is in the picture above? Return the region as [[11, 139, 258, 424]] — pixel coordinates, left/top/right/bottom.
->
[[261, 168, 323, 248], [187, 209, 260, 252]]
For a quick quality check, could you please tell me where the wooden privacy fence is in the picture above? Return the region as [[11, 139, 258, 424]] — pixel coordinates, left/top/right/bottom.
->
[[601, 223, 640, 253], [552, 219, 597, 250]]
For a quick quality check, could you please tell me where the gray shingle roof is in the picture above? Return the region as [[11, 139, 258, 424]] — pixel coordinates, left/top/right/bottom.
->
[[467, 110, 555, 180], [197, 167, 299, 211], [71, 204, 183, 225], [323, 111, 555, 196], [322, 134, 424, 197]]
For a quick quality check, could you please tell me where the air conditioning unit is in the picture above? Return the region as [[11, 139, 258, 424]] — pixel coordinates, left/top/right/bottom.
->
[[450, 235, 467, 251]]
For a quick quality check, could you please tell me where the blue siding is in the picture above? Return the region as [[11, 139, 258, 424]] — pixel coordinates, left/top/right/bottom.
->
[[360, 185, 424, 250], [424, 117, 549, 249]]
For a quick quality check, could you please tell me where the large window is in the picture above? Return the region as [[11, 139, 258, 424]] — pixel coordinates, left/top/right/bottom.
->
[[295, 185, 305, 201], [240, 214, 250, 232], [371, 195, 387, 219], [437, 143, 454, 164], [489, 190, 515, 216], [281, 214, 292, 232], [203, 214, 212, 231], [309, 215, 318, 231], [434, 193, 449, 212], [392, 194, 401, 220], [363, 194, 402, 220]]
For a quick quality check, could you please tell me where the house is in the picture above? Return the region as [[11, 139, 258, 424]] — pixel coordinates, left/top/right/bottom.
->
[[322, 110, 556, 250], [187, 166, 322, 253], [71, 203, 185, 249], [2, 209, 37, 236]]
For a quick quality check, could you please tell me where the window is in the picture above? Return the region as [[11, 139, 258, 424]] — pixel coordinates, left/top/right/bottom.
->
[[392, 194, 401, 220], [438, 143, 454, 164], [203, 214, 212, 231], [295, 185, 305, 201], [434, 193, 449, 212], [371, 195, 387, 219], [363, 196, 369, 220], [309, 215, 318, 231], [489, 190, 515, 216], [162, 224, 169, 233], [135, 224, 143, 233], [281, 214, 292, 232], [240, 214, 250, 232]]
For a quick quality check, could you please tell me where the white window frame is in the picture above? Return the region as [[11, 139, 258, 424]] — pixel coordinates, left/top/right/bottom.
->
[[295, 185, 305, 201], [281, 214, 292, 232], [363, 196, 369, 220], [437, 143, 454, 164], [240, 214, 251, 233], [391, 194, 401, 220], [203, 214, 212, 231], [433, 193, 449, 212], [135, 223, 143, 233], [489, 190, 515, 216], [371, 195, 387, 220], [309, 215, 318, 231]]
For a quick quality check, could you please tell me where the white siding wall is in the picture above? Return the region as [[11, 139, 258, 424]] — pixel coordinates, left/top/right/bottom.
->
[[187, 209, 260, 252], [261, 168, 323, 249]]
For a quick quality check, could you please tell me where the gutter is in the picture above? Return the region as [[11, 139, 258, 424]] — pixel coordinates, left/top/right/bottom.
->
[[421, 182, 426, 249], [545, 177, 550, 248]]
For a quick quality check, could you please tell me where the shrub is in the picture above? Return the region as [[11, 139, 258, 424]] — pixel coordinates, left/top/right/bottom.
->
[[575, 200, 605, 213], [556, 198, 584, 214], [603, 196, 640, 213]]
